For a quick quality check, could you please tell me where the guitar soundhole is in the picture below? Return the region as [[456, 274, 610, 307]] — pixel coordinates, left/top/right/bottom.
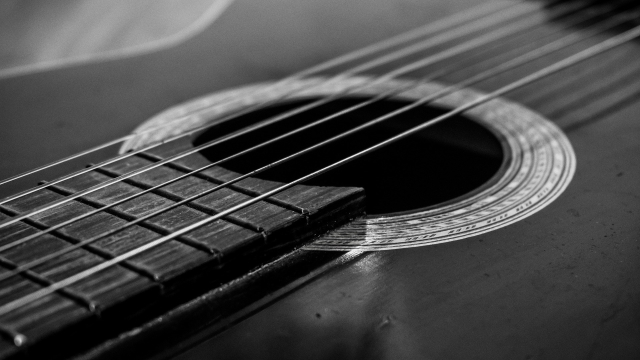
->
[[194, 97, 504, 215]]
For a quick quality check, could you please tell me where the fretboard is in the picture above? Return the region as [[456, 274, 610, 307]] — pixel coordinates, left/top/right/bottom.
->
[[0, 138, 365, 359]]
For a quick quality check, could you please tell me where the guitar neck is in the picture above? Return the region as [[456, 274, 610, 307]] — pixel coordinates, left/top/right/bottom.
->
[[0, 138, 364, 358]]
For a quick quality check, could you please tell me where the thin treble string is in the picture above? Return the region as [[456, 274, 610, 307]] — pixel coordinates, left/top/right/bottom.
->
[[4, 21, 640, 322], [0, 1, 514, 189], [0, 2, 614, 262], [0, 4, 553, 230], [0, 4, 625, 285]]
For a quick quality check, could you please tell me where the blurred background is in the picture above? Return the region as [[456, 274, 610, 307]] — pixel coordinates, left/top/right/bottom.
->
[[0, 0, 219, 71]]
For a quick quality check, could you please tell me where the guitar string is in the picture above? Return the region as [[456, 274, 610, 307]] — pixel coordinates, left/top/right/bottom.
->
[[2, 12, 640, 328], [0, 5, 622, 285], [0, 3, 559, 229], [0, 0, 518, 190]]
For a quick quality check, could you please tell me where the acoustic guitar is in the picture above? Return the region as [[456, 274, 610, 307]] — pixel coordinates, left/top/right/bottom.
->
[[0, 0, 638, 359]]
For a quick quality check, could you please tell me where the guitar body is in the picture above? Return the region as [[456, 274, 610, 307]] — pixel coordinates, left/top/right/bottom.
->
[[0, 0, 639, 359]]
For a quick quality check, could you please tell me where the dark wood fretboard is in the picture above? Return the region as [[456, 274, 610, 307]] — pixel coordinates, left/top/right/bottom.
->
[[0, 138, 365, 359]]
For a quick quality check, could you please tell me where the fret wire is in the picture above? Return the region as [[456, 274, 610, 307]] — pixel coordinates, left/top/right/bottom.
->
[[0, 2, 617, 279], [0, 0, 516, 191], [2, 16, 640, 320], [0, 3, 551, 230]]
